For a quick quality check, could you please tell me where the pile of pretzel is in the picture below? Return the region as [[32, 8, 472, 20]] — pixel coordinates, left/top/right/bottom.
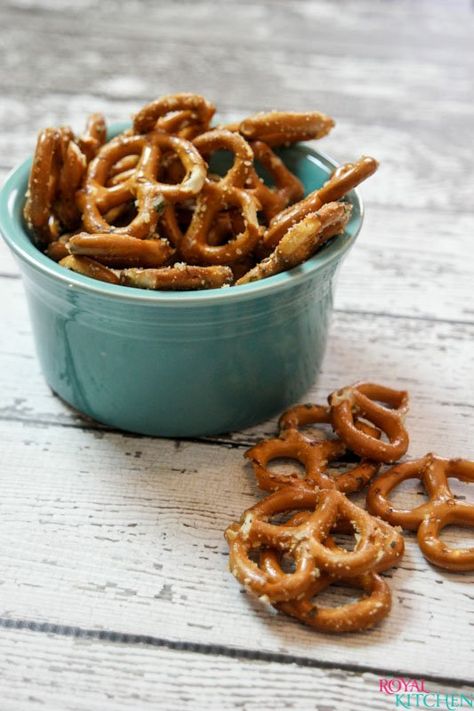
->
[[23, 93, 378, 290], [225, 382, 474, 633]]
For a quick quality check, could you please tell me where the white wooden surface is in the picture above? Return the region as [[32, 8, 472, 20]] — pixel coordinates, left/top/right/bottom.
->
[[0, 0, 473, 709]]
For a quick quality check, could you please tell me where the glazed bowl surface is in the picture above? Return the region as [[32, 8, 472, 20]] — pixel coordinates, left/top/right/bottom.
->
[[0, 128, 363, 436]]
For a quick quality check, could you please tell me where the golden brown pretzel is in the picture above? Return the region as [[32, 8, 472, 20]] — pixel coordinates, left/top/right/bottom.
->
[[80, 133, 159, 238], [193, 129, 254, 188], [67, 232, 174, 268], [120, 264, 233, 290], [77, 113, 107, 162], [263, 156, 378, 249], [367, 454, 474, 571], [133, 93, 215, 134], [225, 486, 394, 602], [329, 382, 409, 463], [179, 181, 261, 265], [59, 255, 120, 284], [236, 201, 351, 285], [55, 127, 87, 230], [239, 111, 335, 147], [260, 547, 392, 633], [247, 141, 304, 221], [24, 128, 62, 244]]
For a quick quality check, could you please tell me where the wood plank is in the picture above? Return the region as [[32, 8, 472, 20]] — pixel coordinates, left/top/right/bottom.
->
[[0, 416, 473, 682], [0, 278, 473, 448], [1, 627, 472, 711]]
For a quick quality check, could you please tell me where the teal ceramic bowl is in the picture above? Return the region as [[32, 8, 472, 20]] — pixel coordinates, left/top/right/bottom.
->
[[0, 131, 363, 436]]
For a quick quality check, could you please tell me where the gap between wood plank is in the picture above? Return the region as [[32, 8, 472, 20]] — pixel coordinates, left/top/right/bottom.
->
[[0, 616, 471, 689]]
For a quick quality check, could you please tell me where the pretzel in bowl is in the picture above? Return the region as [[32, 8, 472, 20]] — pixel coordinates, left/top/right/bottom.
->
[[236, 201, 351, 285], [25, 94, 379, 290], [263, 156, 378, 250], [328, 382, 409, 463], [367, 454, 474, 571]]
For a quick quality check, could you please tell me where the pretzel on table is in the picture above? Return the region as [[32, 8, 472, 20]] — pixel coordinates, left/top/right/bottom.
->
[[225, 486, 401, 602], [236, 201, 351, 285], [328, 382, 409, 463], [260, 538, 392, 633], [367, 454, 474, 571]]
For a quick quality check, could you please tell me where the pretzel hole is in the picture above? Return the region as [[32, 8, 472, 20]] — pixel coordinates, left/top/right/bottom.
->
[[447, 478, 474, 504], [329, 521, 357, 552], [387, 479, 429, 509], [268, 509, 309, 526], [438, 525, 474, 550], [308, 582, 362, 608], [207, 150, 248, 184], [266, 457, 306, 481], [105, 202, 138, 228]]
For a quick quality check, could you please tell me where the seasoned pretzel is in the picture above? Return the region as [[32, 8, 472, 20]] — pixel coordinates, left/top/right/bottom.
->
[[236, 202, 350, 285], [367, 454, 474, 571], [24, 128, 62, 244], [247, 141, 304, 221], [264, 156, 378, 249], [179, 181, 261, 265], [59, 255, 120, 284], [329, 382, 409, 463], [80, 133, 159, 238], [67, 232, 174, 268], [145, 132, 207, 201], [120, 264, 233, 290], [225, 486, 393, 602], [77, 113, 107, 162], [55, 128, 87, 230], [260, 547, 392, 633], [193, 129, 254, 188], [133, 93, 215, 135], [239, 111, 335, 147]]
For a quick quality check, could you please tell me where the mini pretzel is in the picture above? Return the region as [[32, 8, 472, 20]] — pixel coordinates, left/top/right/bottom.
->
[[247, 141, 304, 221], [367, 454, 474, 571], [145, 132, 207, 201], [239, 111, 335, 147], [328, 382, 409, 463], [225, 486, 393, 602], [55, 128, 87, 230], [260, 547, 391, 633], [179, 181, 261, 265], [133, 93, 215, 134], [236, 202, 350, 285], [59, 255, 120, 284], [193, 129, 254, 188], [67, 232, 174, 268], [77, 113, 107, 162], [120, 264, 233, 290], [264, 156, 378, 249]]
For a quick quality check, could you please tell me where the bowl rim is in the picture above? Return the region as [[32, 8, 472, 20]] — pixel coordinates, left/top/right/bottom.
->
[[0, 134, 364, 306]]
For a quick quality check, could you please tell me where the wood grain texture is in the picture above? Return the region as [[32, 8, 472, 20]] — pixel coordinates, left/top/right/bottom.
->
[[0, 0, 473, 706], [1, 628, 472, 711], [0, 415, 473, 682]]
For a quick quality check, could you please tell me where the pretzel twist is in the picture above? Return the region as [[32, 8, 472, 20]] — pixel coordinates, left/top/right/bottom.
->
[[329, 382, 409, 463], [193, 129, 254, 189], [260, 545, 391, 633], [263, 156, 378, 249], [247, 141, 304, 221], [225, 486, 396, 602], [179, 181, 261, 265], [367, 454, 474, 571], [133, 93, 215, 135], [77, 113, 107, 162]]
